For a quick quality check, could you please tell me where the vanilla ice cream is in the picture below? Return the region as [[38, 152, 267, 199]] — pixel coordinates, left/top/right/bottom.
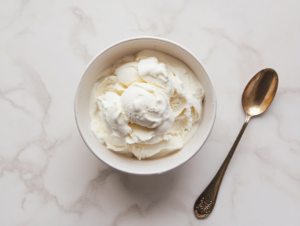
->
[[89, 49, 205, 160]]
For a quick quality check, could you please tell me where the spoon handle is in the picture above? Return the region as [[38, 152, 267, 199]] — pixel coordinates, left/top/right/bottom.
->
[[194, 115, 251, 219]]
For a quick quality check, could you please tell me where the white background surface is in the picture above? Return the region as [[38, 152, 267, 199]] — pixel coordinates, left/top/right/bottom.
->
[[0, 0, 299, 225]]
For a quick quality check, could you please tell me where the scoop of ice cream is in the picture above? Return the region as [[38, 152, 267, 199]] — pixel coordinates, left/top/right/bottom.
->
[[121, 82, 175, 135], [137, 57, 174, 96], [96, 92, 131, 139], [115, 62, 143, 86]]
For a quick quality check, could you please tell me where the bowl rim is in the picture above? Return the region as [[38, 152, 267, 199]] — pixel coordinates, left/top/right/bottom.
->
[[74, 36, 217, 175]]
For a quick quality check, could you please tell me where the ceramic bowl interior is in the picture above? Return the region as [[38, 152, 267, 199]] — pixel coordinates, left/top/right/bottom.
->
[[75, 37, 216, 175]]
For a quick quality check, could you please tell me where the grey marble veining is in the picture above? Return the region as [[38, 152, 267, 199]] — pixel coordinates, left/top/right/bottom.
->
[[0, 0, 300, 225]]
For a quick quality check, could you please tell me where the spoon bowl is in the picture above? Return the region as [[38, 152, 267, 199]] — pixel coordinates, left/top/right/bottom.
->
[[242, 68, 278, 117]]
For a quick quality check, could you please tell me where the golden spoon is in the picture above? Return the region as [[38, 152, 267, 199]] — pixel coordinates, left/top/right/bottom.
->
[[194, 68, 279, 219]]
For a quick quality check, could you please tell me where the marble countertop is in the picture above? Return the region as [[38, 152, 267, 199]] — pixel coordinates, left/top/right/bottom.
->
[[1, 0, 300, 225]]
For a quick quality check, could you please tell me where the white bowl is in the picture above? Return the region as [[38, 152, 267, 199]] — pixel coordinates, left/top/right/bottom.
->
[[75, 37, 216, 175]]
